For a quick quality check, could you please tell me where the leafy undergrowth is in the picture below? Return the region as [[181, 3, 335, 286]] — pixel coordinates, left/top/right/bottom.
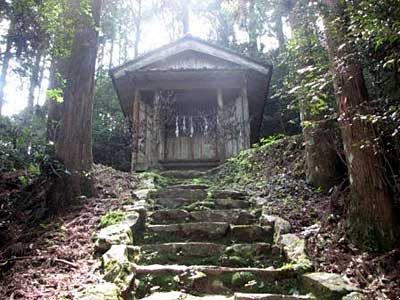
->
[[209, 134, 400, 300], [0, 164, 139, 299]]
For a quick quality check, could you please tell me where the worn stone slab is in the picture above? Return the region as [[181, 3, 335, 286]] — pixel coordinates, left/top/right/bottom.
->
[[154, 197, 197, 209], [341, 292, 366, 300], [211, 190, 247, 200], [224, 243, 271, 259], [93, 223, 133, 253], [140, 242, 226, 258], [149, 209, 191, 224], [280, 234, 313, 273], [214, 198, 250, 209], [134, 188, 156, 201], [229, 225, 273, 243], [77, 282, 121, 300], [102, 245, 134, 285], [234, 293, 315, 300], [160, 170, 206, 179], [136, 264, 296, 281], [261, 214, 292, 243], [190, 210, 256, 225], [139, 291, 230, 300], [146, 222, 230, 242], [168, 184, 209, 190], [302, 272, 359, 300], [151, 188, 207, 200]]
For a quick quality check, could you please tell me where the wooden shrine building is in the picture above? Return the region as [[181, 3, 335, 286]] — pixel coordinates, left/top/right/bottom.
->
[[110, 35, 272, 171]]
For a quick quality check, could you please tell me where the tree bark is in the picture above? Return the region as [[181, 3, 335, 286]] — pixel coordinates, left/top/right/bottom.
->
[[27, 48, 43, 114], [322, 0, 399, 251], [0, 31, 13, 116], [51, 0, 102, 209], [182, 0, 190, 35], [47, 56, 69, 144], [134, 0, 142, 58]]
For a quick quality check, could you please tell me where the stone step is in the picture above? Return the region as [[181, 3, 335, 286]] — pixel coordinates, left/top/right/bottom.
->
[[144, 222, 230, 243], [143, 223, 272, 244], [149, 209, 257, 225], [153, 198, 251, 210], [153, 197, 198, 209], [160, 170, 207, 179], [168, 184, 210, 190], [210, 190, 247, 200], [138, 291, 230, 300], [138, 292, 314, 300], [134, 265, 299, 298], [234, 293, 315, 300], [190, 210, 257, 225], [151, 188, 207, 201], [214, 198, 251, 209], [138, 242, 282, 267], [229, 225, 273, 243]]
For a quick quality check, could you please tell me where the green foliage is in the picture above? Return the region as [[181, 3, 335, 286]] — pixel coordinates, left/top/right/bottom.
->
[[46, 88, 64, 104], [100, 210, 125, 228]]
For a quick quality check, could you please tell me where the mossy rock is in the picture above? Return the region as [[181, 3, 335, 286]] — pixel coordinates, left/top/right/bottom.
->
[[93, 223, 133, 253], [280, 234, 313, 273], [302, 272, 359, 300], [231, 272, 256, 287], [78, 282, 121, 300]]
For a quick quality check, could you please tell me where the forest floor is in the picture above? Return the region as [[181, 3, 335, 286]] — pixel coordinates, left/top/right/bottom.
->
[[0, 135, 399, 300], [0, 165, 139, 299]]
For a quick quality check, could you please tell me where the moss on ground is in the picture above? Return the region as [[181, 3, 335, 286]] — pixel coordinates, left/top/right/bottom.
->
[[100, 210, 125, 228]]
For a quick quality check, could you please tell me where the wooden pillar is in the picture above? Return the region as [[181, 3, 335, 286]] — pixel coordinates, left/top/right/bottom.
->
[[241, 85, 251, 149], [131, 89, 140, 172], [217, 88, 225, 161], [154, 90, 163, 164]]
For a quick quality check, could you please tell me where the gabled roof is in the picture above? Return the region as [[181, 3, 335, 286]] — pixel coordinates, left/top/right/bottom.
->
[[110, 35, 272, 78]]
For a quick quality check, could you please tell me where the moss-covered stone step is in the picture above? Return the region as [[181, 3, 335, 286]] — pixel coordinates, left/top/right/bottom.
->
[[143, 223, 272, 244], [138, 242, 284, 267], [214, 198, 251, 209], [210, 190, 247, 200], [150, 188, 207, 201], [190, 210, 256, 225], [168, 184, 210, 190], [144, 222, 230, 243], [137, 292, 314, 300], [234, 293, 315, 300], [160, 170, 207, 179], [149, 209, 257, 225], [229, 225, 273, 243], [134, 265, 300, 298], [154, 198, 199, 209], [137, 291, 230, 300]]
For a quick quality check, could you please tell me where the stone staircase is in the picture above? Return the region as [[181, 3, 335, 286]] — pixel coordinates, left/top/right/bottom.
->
[[88, 172, 363, 300], [131, 180, 310, 300]]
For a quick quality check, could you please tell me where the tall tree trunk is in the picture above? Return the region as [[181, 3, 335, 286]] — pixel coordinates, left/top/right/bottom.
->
[[322, 0, 399, 251], [247, 0, 258, 57], [0, 32, 13, 116], [27, 48, 43, 114], [182, 0, 190, 35], [47, 56, 69, 144], [273, 11, 285, 49], [108, 33, 114, 70], [96, 38, 105, 77], [288, 0, 343, 190], [134, 0, 142, 58], [51, 0, 102, 209]]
